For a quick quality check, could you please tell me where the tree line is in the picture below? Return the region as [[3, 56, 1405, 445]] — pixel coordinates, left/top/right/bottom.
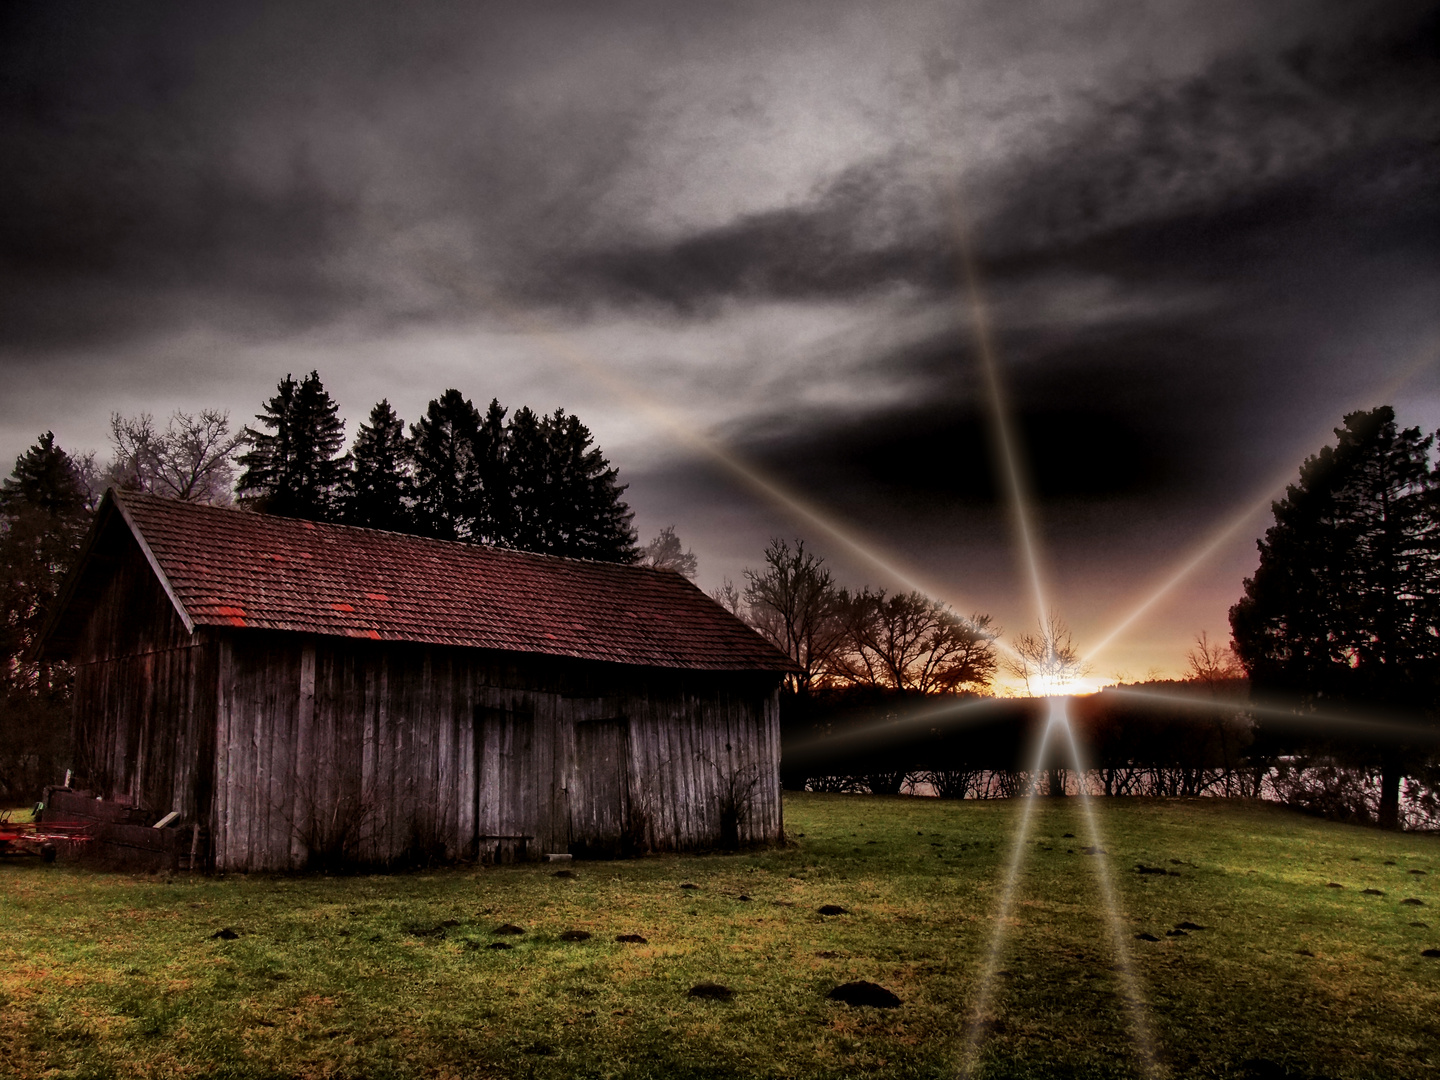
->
[[107, 371, 645, 563]]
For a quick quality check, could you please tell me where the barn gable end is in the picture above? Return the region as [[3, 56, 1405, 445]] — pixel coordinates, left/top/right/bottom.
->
[[42, 490, 792, 871], [48, 501, 219, 834]]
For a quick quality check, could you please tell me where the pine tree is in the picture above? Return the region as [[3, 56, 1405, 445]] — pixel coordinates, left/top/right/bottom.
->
[[344, 400, 413, 532], [507, 407, 637, 562], [473, 398, 512, 545], [0, 432, 93, 697], [236, 371, 349, 521], [1, 432, 91, 518], [411, 389, 482, 541], [506, 406, 551, 553], [1230, 406, 1440, 829]]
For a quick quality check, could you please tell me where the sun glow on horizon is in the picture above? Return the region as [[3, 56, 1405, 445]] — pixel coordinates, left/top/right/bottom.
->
[[1024, 677, 1101, 698]]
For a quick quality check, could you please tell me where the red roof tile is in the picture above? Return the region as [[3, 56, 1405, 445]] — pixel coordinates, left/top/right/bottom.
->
[[107, 490, 793, 673]]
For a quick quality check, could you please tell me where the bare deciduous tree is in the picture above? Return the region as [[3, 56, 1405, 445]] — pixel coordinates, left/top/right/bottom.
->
[[1007, 612, 1087, 695], [108, 409, 244, 504], [1186, 631, 1245, 686], [833, 588, 998, 694], [710, 578, 743, 616], [642, 525, 698, 578], [742, 538, 848, 693]]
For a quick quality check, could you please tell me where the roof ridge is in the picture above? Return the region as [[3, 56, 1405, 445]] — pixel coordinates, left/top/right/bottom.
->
[[112, 488, 666, 573]]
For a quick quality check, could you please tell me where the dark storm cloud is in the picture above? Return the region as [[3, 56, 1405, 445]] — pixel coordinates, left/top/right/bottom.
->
[[0, 4, 365, 347], [547, 5, 1439, 314], [546, 4, 1440, 534], [540, 157, 955, 313], [2, 0, 1433, 348], [704, 310, 1270, 521], [977, 13, 1440, 266], [0, 1, 666, 351]]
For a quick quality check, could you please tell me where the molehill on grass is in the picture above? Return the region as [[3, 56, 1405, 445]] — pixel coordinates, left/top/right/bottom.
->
[[828, 981, 902, 1009], [688, 982, 734, 1001]]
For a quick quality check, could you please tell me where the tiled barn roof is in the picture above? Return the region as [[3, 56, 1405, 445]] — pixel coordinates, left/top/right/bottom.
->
[[89, 490, 793, 673]]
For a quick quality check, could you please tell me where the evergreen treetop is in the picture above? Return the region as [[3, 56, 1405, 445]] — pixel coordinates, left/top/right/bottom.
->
[[410, 389, 482, 542], [508, 407, 637, 563], [1, 432, 93, 696], [345, 399, 414, 533], [0, 431, 91, 518], [236, 371, 349, 521]]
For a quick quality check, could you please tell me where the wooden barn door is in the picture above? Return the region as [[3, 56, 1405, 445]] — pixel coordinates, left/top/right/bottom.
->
[[474, 702, 538, 863], [570, 717, 632, 858]]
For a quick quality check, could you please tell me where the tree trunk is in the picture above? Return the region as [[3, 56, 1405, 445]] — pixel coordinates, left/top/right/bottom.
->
[[1378, 753, 1403, 830]]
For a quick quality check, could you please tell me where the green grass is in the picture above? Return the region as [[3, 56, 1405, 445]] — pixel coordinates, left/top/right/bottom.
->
[[2, 794, 1438, 1079]]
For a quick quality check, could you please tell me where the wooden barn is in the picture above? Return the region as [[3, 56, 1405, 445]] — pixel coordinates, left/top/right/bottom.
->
[[38, 490, 793, 872]]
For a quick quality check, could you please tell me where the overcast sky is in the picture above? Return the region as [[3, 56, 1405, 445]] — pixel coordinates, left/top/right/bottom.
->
[[3, 0, 1438, 683]]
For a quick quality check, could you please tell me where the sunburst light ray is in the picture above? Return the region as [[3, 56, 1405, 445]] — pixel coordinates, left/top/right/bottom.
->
[[958, 711, 1060, 1079], [950, 199, 1053, 642], [1107, 686, 1440, 745], [1056, 700, 1164, 1079]]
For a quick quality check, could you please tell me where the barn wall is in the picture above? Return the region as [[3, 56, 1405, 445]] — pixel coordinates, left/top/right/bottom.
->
[[69, 531, 217, 827], [212, 633, 782, 872]]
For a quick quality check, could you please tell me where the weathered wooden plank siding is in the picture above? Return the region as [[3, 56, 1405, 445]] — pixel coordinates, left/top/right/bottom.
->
[[207, 632, 782, 872], [69, 529, 216, 829]]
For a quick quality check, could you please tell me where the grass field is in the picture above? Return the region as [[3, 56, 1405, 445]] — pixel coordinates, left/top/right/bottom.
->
[[2, 794, 1438, 1080]]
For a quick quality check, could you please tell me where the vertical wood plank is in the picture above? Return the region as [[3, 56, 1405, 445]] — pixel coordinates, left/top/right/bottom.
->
[[214, 638, 232, 870]]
